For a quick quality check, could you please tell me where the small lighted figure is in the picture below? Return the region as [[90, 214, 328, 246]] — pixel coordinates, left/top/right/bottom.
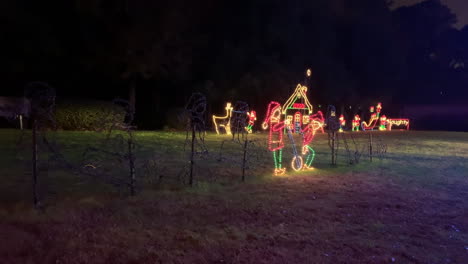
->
[[352, 115, 361, 131], [376, 102, 382, 115], [245, 110, 257, 133], [306, 68, 312, 77], [339, 114, 346, 132], [262, 102, 286, 176], [213, 102, 233, 135], [379, 115, 387, 130]]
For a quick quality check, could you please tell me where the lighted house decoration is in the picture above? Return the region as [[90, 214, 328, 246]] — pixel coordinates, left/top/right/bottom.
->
[[213, 102, 233, 135], [282, 84, 313, 133]]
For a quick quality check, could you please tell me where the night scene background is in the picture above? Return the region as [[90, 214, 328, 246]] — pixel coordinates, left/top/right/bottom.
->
[[2, 0, 468, 130], [1, 1, 468, 263]]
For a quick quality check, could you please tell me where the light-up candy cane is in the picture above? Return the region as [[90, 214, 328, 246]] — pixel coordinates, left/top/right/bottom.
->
[[262, 102, 286, 175], [352, 114, 360, 131], [379, 115, 387, 130], [339, 114, 346, 132], [245, 110, 257, 133]]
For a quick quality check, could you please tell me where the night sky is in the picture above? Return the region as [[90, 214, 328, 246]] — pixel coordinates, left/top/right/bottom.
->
[[1, 0, 467, 130], [394, 0, 468, 28]]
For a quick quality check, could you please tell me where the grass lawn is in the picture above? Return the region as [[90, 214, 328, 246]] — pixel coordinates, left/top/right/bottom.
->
[[0, 129, 467, 263]]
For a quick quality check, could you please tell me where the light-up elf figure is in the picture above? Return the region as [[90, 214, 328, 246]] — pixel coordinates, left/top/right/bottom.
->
[[339, 114, 346, 132], [300, 112, 323, 170], [245, 110, 257, 133], [379, 115, 387, 130], [352, 114, 360, 131], [262, 102, 286, 175]]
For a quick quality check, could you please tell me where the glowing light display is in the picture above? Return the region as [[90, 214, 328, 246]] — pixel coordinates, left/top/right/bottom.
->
[[339, 114, 346, 132], [352, 115, 360, 131], [262, 102, 286, 175], [310, 110, 325, 134], [379, 115, 387, 130], [361, 103, 382, 131], [300, 111, 323, 170], [213, 102, 233, 135], [387, 118, 410, 130], [282, 84, 313, 133], [245, 110, 257, 133]]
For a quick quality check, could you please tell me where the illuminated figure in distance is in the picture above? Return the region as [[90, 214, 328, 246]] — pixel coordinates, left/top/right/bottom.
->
[[262, 102, 286, 176], [245, 110, 257, 134], [379, 115, 387, 130], [213, 102, 233, 135], [339, 114, 345, 132], [352, 114, 360, 131]]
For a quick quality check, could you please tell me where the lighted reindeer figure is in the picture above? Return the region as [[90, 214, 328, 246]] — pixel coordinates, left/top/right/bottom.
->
[[212, 102, 233, 135], [262, 102, 286, 175]]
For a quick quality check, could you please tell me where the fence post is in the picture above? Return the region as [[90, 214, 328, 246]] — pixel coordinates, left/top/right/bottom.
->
[[331, 131, 337, 165], [189, 126, 195, 186], [242, 139, 248, 182], [128, 137, 136, 196], [32, 119, 39, 208]]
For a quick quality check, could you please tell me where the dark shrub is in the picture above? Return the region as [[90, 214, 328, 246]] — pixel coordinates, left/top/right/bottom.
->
[[55, 100, 125, 131]]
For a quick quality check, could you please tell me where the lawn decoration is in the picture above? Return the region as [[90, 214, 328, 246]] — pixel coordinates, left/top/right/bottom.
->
[[282, 84, 313, 133], [262, 101, 286, 175], [339, 114, 346, 132], [213, 102, 233, 135], [386, 118, 410, 130], [361, 103, 382, 131], [379, 115, 387, 131], [231, 101, 249, 141], [286, 125, 303, 172], [352, 115, 361, 131], [245, 110, 257, 133], [300, 111, 323, 170], [311, 110, 325, 134]]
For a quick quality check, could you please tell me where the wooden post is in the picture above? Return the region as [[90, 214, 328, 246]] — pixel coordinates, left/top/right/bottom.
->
[[189, 126, 195, 186], [242, 139, 248, 182], [331, 131, 337, 165], [369, 133, 373, 162], [32, 119, 39, 208], [19, 114, 23, 130], [128, 137, 135, 196]]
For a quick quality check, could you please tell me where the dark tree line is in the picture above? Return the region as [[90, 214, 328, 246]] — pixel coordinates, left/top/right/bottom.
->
[[1, 0, 467, 129]]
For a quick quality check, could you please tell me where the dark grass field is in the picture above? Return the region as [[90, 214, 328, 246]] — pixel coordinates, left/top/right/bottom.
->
[[0, 129, 467, 263]]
